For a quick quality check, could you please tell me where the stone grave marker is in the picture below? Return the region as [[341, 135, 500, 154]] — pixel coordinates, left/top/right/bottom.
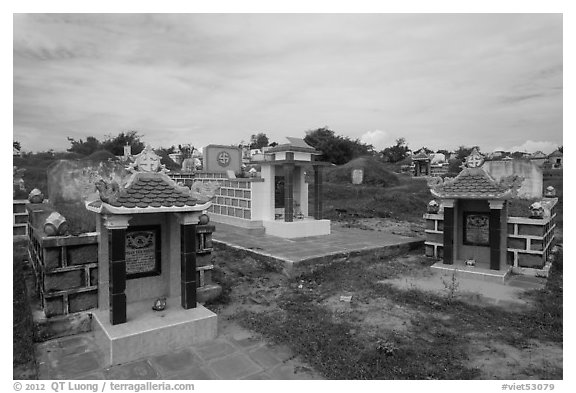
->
[[352, 169, 364, 184]]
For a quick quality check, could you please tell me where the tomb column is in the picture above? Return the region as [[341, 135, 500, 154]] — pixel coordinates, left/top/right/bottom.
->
[[178, 213, 199, 309], [442, 199, 455, 265], [488, 200, 505, 271], [283, 153, 295, 222], [313, 165, 323, 220], [103, 215, 132, 325]]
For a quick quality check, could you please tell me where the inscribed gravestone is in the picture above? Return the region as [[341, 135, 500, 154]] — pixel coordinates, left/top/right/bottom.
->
[[352, 169, 364, 185], [125, 227, 160, 278]]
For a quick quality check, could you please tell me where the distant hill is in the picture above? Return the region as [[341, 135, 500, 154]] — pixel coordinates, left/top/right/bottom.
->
[[325, 156, 401, 187]]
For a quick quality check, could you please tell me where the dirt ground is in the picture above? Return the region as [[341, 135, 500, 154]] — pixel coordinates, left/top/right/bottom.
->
[[208, 222, 563, 380]]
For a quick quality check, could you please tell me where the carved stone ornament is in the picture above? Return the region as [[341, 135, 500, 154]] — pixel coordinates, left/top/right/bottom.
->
[[95, 179, 121, 204], [189, 181, 221, 203], [544, 186, 556, 197], [465, 148, 485, 168], [427, 200, 440, 214], [529, 202, 545, 219], [127, 145, 167, 173], [28, 188, 44, 204]]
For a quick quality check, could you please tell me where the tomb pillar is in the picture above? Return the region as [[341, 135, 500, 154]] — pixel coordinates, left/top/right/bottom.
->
[[488, 200, 506, 271], [178, 213, 198, 309], [283, 154, 295, 222], [313, 166, 323, 220], [442, 199, 455, 264], [103, 214, 132, 325]]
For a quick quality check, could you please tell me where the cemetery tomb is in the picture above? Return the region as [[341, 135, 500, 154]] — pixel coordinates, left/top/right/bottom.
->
[[411, 148, 432, 177], [73, 145, 219, 365], [252, 137, 331, 238], [424, 148, 558, 279], [194, 137, 332, 238]]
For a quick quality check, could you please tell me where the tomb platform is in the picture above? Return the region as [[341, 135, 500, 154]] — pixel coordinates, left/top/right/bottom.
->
[[213, 222, 424, 276], [430, 261, 512, 283], [262, 218, 331, 238], [93, 297, 217, 366]]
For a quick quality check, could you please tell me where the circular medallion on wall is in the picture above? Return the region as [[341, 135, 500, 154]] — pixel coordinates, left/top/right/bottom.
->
[[217, 151, 231, 167]]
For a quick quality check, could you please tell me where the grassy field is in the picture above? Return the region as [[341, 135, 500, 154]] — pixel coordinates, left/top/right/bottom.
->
[[13, 242, 38, 379], [209, 246, 562, 380]]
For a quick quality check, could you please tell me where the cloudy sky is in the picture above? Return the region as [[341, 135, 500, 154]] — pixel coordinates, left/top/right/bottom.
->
[[13, 13, 562, 153]]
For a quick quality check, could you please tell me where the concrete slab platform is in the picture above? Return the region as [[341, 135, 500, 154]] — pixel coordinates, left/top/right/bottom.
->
[[92, 298, 217, 366], [213, 222, 424, 275], [430, 261, 512, 283]]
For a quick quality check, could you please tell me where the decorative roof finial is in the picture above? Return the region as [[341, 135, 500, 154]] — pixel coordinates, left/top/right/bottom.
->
[[465, 147, 485, 168]]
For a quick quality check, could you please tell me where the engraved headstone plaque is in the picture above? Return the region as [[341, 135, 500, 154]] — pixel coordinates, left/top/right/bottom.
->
[[352, 169, 364, 185], [463, 213, 489, 246], [125, 226, 161, 278]]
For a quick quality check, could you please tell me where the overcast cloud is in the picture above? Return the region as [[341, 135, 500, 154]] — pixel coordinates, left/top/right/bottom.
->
[[13, 14, 562, 153]]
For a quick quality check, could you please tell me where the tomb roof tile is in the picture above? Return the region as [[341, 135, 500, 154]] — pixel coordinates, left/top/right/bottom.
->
[[431, 167, 511, 199]]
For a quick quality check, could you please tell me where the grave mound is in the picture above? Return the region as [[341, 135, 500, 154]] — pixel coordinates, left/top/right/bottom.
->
[[325, 156, 400, 187], [83, 149, 118, 162]]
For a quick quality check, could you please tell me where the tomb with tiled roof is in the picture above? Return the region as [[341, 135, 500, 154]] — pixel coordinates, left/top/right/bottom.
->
[[86, 146, 215, 215]]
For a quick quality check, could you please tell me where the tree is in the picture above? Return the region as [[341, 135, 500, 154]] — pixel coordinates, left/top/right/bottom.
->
[[102, 131, 145, 156], [304, 127, 373, 165], [447, 158, 464, 176], [454, 145, 479, 160], [13, 141, 21, 151], [67, 136, 102, 156], [381, 138, 410, 163], [558, 146, 563, 153], [250, 133, 269, 150], [178, 144, 194, 159]]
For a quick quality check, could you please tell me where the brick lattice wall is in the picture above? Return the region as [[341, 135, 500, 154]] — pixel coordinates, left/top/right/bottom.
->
[[14, 200, 29, 237], [194, 173, 254, 220]]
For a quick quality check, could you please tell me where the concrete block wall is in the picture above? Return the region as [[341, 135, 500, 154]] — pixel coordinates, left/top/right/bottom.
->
[[27, 215, 99, 317], [14, 199, 29, 237], [506, 215, 556, 270], [424, 213, 444, 259], [195, 224, 221, 303]]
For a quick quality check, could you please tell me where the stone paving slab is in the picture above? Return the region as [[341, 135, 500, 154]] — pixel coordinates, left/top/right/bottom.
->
[[36, 319, 324, 380]]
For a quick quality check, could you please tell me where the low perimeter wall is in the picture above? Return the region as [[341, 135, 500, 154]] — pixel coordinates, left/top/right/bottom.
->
[[424, 199, 557, 275], [14, 199, 29, 237], [27, 203, 99, 317], [192, 173, 265, 227]]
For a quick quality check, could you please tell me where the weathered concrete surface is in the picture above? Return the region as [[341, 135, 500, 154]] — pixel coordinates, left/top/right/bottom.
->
[[212, 222, 424, 276], [36, 321, 323, 380], [483, 160, 543, 199], [47, 160, 132, 204]]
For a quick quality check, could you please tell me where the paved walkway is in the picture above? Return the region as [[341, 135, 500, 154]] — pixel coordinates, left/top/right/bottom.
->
[[36, 318, 323, 380], [212, 222, 423, 273]]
